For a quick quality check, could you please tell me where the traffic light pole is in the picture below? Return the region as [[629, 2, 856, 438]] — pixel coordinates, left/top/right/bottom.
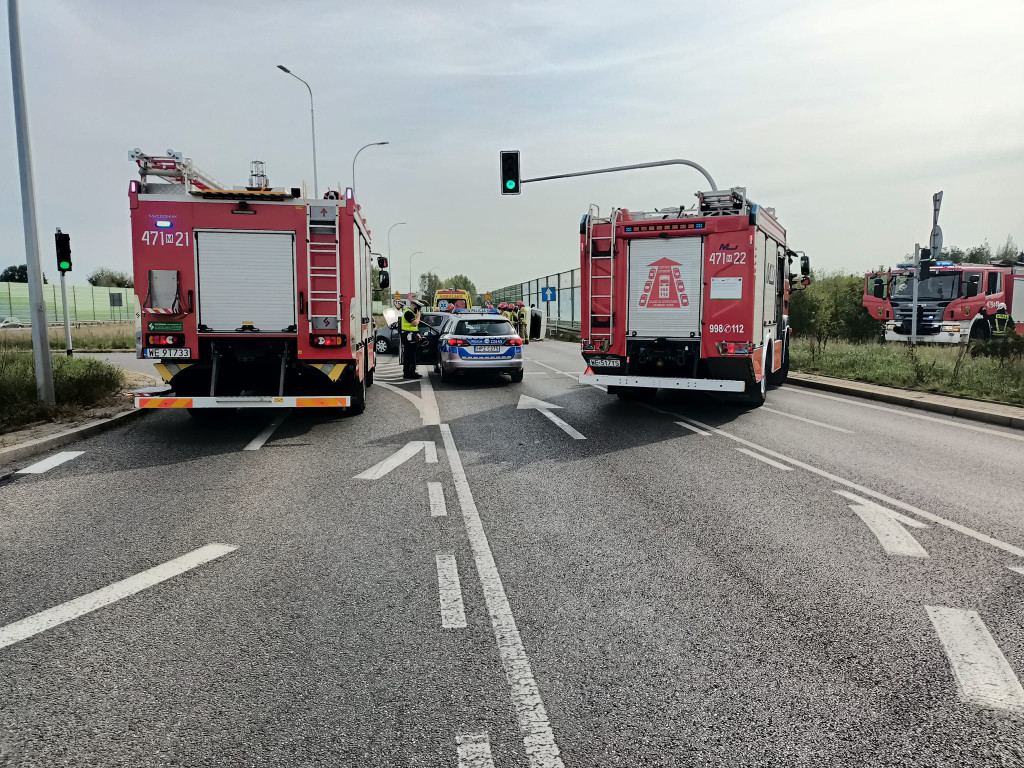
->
[[8, 0, 54, 403], [521, 158, 719, 192], [59, 271, 72, 356]]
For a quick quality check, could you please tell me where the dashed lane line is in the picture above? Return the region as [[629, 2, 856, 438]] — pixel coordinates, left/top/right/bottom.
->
[[435, 552, 468, 629], [675, 421, 710, 436], [16, 451, 84, 474], [761, 405, 854, 434], [926, 605, 1024, 713], [0, 543, 237, 651], [242, 412, 290, 451], [439, 423, 565, 767], [735, 447, 794, 471], [456, 732, 496, 768], [428, 482, 448, 517]]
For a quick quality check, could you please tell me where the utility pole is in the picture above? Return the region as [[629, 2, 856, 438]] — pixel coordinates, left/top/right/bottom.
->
[[8, 0, 54, 402]]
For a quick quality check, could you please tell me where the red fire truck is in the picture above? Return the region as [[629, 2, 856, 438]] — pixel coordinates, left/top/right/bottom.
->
[[579, 187, 810, 406], [128, 151, 384, 415], [862, 261, 1024, 343]]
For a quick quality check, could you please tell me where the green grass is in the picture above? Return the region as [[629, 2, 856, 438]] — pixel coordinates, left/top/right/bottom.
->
[[0, 322, 134, 351], [790, 339, 1024, 406], [0, 347, 124, 433]]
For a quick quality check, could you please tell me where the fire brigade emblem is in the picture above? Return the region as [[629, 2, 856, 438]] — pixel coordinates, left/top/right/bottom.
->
[[964, 306, 970, 316], [639, 257, 688, 309], [877, 307, 883, 317]]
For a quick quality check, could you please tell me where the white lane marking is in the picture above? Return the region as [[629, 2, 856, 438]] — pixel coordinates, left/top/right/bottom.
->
[[761, 406, 854, 434], [375, 381, 437, 424], [436, 552, 468, 629], [419, 375, 441, 426], [440, 424, 565, 767], [0, 543, 237, 651], [532, 359, 607, 391], [354, 441, 437, 480], [17, 451, 84, 474], [735, 447, 794, 471], [242, 412, 290, 451], [838, 492, 930, 558], [834, 490, 929, 529], [428, 481, 448, 517], [457, 732, 496, 768], [673, 412, 1024, 560], [517, 394, 586, 440], [675, 421, 710, 436], [1009, 566, 1024, 577], [926, 605, 1024, 712], [781, 386, 1024, 443]]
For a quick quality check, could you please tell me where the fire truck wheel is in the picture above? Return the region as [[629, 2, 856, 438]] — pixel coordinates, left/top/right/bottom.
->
[[969, 317, 990, 341]]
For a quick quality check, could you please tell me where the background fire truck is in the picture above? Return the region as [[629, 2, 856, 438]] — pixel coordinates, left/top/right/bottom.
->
[[579, 187, 810, 406], [863, 260, 1024, 343], [129, 151, 385, 416]]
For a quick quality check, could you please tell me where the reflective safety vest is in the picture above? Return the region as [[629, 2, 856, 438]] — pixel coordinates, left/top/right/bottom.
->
[[401, 310, 420, 332]]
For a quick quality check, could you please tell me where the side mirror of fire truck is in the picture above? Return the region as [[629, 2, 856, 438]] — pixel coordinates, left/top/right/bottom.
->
[[873, 279, 885, 299], [965, 276, 980, 298], [378, 270, 391, 289], [376, 256, 389, 269], [800, 254, 810, 277]]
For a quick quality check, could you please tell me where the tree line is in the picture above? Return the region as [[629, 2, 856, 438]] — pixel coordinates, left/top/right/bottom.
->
[[1, 264, 132, 287]]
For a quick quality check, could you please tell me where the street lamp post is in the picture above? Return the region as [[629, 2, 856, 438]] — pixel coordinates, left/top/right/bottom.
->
[[408, 251, 423, 296], [352, 141, 389, 195], [387, 222, 407, 275], [276, 64, 318, 198]]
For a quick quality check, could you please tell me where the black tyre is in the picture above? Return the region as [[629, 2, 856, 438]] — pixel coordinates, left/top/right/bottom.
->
[[969, 318, 990, 341], [741, 370, 767, 407], [510, 369, 524, 383], [439, 359, 452, 383], [347, 368, 366, 416]]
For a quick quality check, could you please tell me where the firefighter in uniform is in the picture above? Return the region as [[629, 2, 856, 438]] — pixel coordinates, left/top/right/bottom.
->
[[517, 301, 529, 344], [401, 299, 423, 379]]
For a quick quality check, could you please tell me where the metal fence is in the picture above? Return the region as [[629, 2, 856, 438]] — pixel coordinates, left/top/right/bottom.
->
[[490, 268, 582, 334], [0, 282, 135, 324]]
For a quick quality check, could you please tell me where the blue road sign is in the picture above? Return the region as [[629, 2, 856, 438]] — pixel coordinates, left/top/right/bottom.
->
[[541, 286, 557, 302]]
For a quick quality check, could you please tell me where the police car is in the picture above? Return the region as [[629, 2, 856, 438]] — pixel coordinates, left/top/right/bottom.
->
[[435, 309, 524, 383]]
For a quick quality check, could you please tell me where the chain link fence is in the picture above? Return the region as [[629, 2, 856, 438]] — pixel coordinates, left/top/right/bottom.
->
[[0, 283, 134, 324], [490, 268, 582, 337]]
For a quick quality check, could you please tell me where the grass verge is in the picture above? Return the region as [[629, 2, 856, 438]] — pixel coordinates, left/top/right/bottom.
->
[[790, 338, 1024, 407], [0, 322, 134, 351], [0, 347, 125, 433]]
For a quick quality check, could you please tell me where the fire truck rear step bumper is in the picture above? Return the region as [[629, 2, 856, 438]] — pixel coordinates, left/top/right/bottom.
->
[[135, 396, 351, 409], [579, 373, 746, 392]]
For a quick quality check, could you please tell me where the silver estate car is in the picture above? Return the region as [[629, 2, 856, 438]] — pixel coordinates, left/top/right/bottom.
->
[[435, 310, 524, 383]]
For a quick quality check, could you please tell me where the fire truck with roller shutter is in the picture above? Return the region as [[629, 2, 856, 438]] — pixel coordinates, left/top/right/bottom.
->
[[579, 187, 810, 406], [128, 150, 382, 416]]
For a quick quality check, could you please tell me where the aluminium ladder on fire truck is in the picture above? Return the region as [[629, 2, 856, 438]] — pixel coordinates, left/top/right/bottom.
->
[[306, 203, 342, 333], [584, 207, 620, 350]]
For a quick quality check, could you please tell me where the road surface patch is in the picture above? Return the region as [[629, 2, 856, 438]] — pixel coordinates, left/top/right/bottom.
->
[[435, 552, 468, 629], [761, 405, 854, 434], [439, 423, 565, 767], [926, 605, 1024, 713], [0, 543, 237, 651], [16, 450, 84, 474]]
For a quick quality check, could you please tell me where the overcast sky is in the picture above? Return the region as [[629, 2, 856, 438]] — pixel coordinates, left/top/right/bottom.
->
[[2, 0, 1022, 293]]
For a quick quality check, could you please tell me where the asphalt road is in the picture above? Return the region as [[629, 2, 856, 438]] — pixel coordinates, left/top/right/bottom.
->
[[2, 341, 1023, 766]]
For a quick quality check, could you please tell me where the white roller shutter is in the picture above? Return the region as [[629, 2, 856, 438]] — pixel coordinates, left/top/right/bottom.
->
[[196, 231, 296, 333], [627, 237, 703, 338]]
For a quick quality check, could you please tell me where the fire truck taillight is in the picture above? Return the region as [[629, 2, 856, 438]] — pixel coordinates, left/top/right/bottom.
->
[[146, 334, 184, 347], [716, 341, 753, 355], [310, 335, 346, 347]]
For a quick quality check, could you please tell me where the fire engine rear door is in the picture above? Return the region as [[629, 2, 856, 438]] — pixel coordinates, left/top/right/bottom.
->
[[627, 237, 703, 338], [195, 230, 296, 333]]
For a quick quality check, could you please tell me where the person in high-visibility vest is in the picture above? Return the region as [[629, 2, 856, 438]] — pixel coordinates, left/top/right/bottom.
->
[[517, 301, 529, 344], [401, 299, 423, 379]]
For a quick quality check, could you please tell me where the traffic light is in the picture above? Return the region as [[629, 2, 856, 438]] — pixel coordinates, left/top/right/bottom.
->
[[55, 230, 72, 274], [918, 247, 932, 280], [500, 150, 520, 195]]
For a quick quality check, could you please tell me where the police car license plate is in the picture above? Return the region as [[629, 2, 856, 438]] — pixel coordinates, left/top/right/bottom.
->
[[143, 348, 192, 359], [475, 346, 501, 353]]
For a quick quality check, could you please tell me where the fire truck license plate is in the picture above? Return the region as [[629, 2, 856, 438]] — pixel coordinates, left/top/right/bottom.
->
[[144, 348, 192, 359], [475, 346, 501, 353]]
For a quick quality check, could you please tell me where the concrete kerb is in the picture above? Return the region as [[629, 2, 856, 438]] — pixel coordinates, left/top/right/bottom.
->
[[0, 408, 151, 468], [787, 372, 1024, 431]]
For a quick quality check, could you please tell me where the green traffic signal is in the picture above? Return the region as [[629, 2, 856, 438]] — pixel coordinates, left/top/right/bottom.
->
[[506, 180, 516, 190], [59, 260, 71, 271]]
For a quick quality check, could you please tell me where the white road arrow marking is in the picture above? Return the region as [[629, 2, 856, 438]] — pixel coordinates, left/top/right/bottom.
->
[[354, 441, 437, 480], [926, 605, 1024, 713], [835, 490, 929, 558], [517, 394, 585, 440]]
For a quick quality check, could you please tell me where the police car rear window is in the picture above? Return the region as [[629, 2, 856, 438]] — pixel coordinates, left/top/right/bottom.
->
[[454, 320, 515, 336]]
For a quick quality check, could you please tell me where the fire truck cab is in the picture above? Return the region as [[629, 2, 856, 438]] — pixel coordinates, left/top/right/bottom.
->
[[129, 151, 379, 415], [579, 187, 809, 406]]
